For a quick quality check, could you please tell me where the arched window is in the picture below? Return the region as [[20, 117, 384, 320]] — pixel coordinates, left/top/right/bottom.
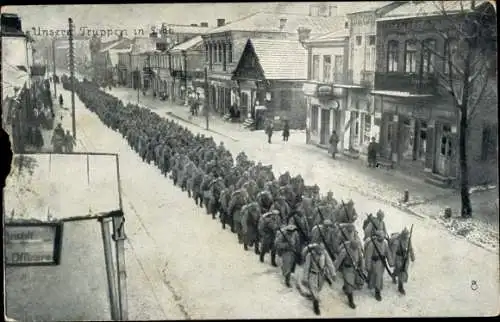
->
[[444, 38, 458, 75], [422, 39, 436, 74], [387, 40, 399, 72], [404, 40, 418, 73]]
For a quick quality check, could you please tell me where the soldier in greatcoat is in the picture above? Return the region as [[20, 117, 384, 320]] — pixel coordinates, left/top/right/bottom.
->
[[364, 230, 394, 301], [241, 201, 261, 254], [389, 227, 415, 295], [256, 190, 274, 214], [364, 209, 388, 241], [228, 188, 250, 242], [258, 210, 280, 267], [275, 224, 301, 287], [219, 185, 235, 230], [334, 240, 365, 309], [298, 243, 336, 315]]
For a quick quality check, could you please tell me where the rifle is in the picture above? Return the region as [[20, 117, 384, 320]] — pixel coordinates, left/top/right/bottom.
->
[[368, 236, 394, 278], [316, 207, 339, 263], [401, 225, 414, 275], [276, 226, 302, 259], [366, 214, 390, 241]]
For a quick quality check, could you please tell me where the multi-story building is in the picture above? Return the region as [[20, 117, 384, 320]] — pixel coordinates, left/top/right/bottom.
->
[[128, 37, 158, 90], [168, 35, 205, 104], [335, 1, 404, 156], [372, 1, 497, 187], [301, 28, 349, 147], [202, 11, 346, 127]]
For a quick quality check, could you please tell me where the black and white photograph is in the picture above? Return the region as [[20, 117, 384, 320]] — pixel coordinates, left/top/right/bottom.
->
[[1, 1, 498, 320]]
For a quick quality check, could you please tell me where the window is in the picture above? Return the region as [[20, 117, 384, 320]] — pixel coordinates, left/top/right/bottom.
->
[[323, 55, 331, 82], [356, 36, 362, 46], [311, 105, 319, 131], [334, 55, 343, 82], [345, 21, 349, 29], [312, 55, 320, 81], [214, 43, 218, 63], [444, 38, 458, 75], [422, 39, 436, 74], [205, 44, 209, 62], [363, 114, 372, 144], [481, 124, 497, 161], [404, 40, 417, 73], [228, 43, 233, 63], [218, 43, 223, 63], [368, 35, 376, 46], [223, 43, 227, 71], [387, 40, 399, 72]]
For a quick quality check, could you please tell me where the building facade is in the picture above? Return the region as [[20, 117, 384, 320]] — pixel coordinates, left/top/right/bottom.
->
[[302, 29, 349, 147], [202, 13, 346, 123], [372, 1, 497, 187]]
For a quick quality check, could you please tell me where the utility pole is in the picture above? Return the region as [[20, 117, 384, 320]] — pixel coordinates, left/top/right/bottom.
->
[[52, 39, 57, 98], [68, 18, 76, 139], [204, 67, 209, 130]]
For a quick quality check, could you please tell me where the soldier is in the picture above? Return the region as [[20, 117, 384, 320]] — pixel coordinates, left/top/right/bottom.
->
[[334, 240, 365, 309], [298, 243, 336, 315], [278, 171, 291, 187], [258, 210, 280, 267], [219, 185, 234, 230], [228, 187, 249, 242], [241, 201, 261, 254], [208, 177, 225, 219], [275, 224, 301, 287], [364, 210, 388, 241], [256, 190, 274, 214], [335, 200, 358, 223], [288, 209, 310, 259], [389, 227, 415, 295], [200, 173, 215, 214], [365, 230, 394, 301]]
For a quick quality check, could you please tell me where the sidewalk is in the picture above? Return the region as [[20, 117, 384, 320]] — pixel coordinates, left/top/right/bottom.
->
[[108, 86, 498, 235]]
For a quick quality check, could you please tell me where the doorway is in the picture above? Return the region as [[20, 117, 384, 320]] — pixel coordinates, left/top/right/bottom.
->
[[320, 108, 331, 145], [435, 123, 452, 176]]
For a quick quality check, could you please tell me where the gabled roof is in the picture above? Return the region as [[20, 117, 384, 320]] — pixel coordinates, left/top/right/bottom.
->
[[306, 29, 349, 43], [379, 0, 490, 20], [206, 12, 346, 36], [170, 35, 203, 52], [245, 38, 307, 80], [345, 1, 396, 15]]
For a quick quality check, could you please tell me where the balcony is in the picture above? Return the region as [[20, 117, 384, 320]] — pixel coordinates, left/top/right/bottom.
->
[[374, 72, 438, 95]]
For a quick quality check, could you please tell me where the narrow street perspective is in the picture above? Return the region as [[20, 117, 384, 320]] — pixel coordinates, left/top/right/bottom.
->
[[2, 2, 498, 321]]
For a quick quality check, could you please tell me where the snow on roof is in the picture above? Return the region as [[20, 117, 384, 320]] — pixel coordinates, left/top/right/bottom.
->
[[370, 90, 433, 98], [170, 35, 203, 52], [163, 23, 211, 35], [99, 38, 132, 53], [379, 0, 489, 20], [250, 38, 307, 80], [131, 37, 157, 54], [207, 12, 346, 36], [306, 29, 349, 43], [345, 1, 395, 15], [4, 154, 120, 222]]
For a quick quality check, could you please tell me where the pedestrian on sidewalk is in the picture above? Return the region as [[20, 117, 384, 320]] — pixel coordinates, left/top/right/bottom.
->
[[64, 130, 75, 153], [59, 94, 63, 107], [51, 123, 65, 153], [282, 120, 290, 142], [328, 130, 339, 159], [367, 137, 379, 168], [33, 126, 44, 150], [265, 120, 274, 144]]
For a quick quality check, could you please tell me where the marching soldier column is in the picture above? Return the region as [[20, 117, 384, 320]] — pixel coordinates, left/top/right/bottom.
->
[[62, 76, 417, 316]]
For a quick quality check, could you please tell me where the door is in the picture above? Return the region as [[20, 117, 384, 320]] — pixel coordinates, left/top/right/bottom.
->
[[350, 111, 360, 151], [435, 123, 452, 176], [320, 109, 331, 145]]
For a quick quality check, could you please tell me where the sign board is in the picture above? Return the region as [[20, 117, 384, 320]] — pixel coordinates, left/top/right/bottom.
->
[[5, 223, 63, 266]]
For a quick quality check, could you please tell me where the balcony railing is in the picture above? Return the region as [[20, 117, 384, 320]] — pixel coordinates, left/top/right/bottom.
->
[[374, 72, 438, 95]]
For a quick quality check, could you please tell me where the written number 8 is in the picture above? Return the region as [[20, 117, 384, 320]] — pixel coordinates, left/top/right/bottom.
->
[[471, 280, 478, 291]]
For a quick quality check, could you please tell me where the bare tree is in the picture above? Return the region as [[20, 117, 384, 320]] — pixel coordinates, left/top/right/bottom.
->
[[408, 1, 496, 218]]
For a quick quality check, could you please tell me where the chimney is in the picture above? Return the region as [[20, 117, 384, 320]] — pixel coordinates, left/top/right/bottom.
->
[[280, 18, 287, 31], [217, 18, 225, 27], [297, 27, 312, 42], [200, 22, 209, 27], [190, 23, 198, 27]]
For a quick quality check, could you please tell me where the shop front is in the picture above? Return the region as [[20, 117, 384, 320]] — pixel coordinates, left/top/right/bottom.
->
[[208, 76, 235, 117], [303, 82, 347, 149], [375, 94, 458, 182]]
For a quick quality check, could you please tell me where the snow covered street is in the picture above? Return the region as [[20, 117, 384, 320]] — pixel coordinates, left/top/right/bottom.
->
[[18, 83, 498, 318]]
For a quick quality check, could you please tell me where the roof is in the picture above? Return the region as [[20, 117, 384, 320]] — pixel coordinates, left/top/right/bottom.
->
[[131, 37, 157, 55], [345, 1, 395, 15], [250, 38, 307, 80], [170, 35, 203, 52], [206, 12, 346, 36], [380, 0, 490, 20], [306, 29, 349, 43], [153, 23, 211, 35], [100, 38, 132, 53]]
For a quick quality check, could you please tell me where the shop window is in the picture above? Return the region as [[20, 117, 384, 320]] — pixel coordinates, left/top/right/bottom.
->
[[311, 105, 319, 131]]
